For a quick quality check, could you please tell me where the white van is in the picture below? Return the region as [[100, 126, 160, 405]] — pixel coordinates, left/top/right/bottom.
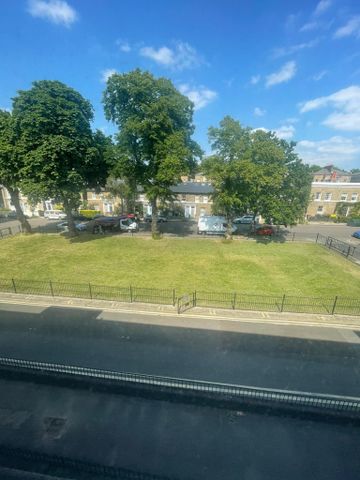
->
[[44, 210, 67, 220], [197, 216, 237, 235]]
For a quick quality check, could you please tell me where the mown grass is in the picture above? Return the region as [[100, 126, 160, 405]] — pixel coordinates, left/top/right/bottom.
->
[[1, 233, 360, 296]]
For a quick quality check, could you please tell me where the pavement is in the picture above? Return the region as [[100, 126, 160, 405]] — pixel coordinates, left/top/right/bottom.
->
[[0, 297, 360, 479], [0, 295, 359, 396]]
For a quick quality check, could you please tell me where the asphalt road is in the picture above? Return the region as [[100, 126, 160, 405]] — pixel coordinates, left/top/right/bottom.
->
[[0, 376, 359, 480], [1, 216, 359, 243], [0, 303, 359, 396]]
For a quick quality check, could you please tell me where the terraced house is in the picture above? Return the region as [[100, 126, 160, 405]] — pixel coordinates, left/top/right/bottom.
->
[[307, 165, 360, 218]]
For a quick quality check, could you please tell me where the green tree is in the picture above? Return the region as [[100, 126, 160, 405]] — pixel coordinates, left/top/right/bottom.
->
[[103, 69, 201, 237], [12, 80, 112, 236], [202, 116, 312, 237], [0, 110, 32, 233]]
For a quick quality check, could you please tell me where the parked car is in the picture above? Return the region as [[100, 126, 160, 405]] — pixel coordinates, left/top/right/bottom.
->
[[233, 215, 254, 224], [352, 230, 360, 239], [197, 216, 237, 235], [255, 225, 274, 236], [86, 215, 138, 234], [56, 221, 88, 232], [144, 214, 168, 223], [44, 210, 67, 220]]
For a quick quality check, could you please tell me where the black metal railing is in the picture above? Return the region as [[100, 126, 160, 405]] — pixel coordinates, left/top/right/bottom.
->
[[0, 357, 359, 418], [0, 278, 176, 306], [316, 233, 360, 261]]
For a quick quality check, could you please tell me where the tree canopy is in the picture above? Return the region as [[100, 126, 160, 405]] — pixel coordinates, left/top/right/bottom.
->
[[103, 69, 201, 236], [12, 80, 112, 236], [202, 116, 312, 236]]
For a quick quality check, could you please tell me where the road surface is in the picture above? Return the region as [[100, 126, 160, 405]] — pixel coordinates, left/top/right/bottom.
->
[[0, 302, 359, 396]]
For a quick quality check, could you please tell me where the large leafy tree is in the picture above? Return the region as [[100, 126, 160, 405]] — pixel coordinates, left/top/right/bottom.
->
[[202, 116, 312, 237], [0, 110, 32, 233], [12, 80, 112, 236], [103, 69, 201, 237]]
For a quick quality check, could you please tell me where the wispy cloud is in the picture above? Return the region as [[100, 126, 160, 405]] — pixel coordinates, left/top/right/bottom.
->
[[250, 75, 260, 85], [140, 41, 203, 70], [299, 85, 360, 131], [334, 16, 360, 39], [265, 61, 297, 88], [272, 39, 319, 58], [116, 40, 131, 52], [179, 84, 217, 110], [101, 68, 117, 83], [296, 135, 360, 169], [300, 21, 319, 32], [312, 70, 328, 81], [314, 0, 332, 17], [274, 125, 295, 140], [254, 107, 266, 117], [27, 0, 77, 27]]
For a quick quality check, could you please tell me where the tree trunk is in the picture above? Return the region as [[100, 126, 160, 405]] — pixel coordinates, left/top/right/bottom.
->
[[7, 187, 32, 234], [151, 197, 159, 238], [225, 216, 233, 240], [63, 197, 78, 237]]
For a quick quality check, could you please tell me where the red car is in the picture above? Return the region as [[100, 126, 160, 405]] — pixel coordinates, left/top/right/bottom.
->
[[255, 225, 274, 236]]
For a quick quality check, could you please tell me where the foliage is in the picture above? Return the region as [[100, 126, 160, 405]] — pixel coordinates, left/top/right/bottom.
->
[[202, 116, 312, 236], [79, 209, 102, 218], [11, 80, 112, 236], [0, 109, 32, 232], [103, 69, 202, 237], [1, 235, 360, 297]]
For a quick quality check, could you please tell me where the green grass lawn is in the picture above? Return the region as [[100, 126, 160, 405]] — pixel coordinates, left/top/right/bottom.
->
[[1, 233, 359, 297]]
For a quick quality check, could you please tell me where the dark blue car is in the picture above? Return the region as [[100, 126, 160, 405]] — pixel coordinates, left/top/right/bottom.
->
[[352, 230, 360, 239]]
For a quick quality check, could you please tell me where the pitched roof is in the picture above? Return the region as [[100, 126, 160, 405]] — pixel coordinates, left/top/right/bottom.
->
[[170, 182, 214, 194], [313, 165, 350, 176]]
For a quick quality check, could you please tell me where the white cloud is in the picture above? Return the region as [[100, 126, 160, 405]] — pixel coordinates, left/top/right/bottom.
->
[[101, 69, 117, 83], [334, 16, 360, 39], [314, 0, 332, 16], [179, 84, 217, 110], [250, 75, 260, 85], [296, 136, 360, 169], [299, 85, 360, 131], [27, 0, 77, 26], [254, 107, 266, 117], [265, 61, 297, 87], [116, 40, 131, 52], [139, 41, 203, 70], [284, 117, 299, 123], [300, 21, 319, 32], [274, 125, 295, 140], [272, 39, 318, 58], [312, 70, 328, 81]]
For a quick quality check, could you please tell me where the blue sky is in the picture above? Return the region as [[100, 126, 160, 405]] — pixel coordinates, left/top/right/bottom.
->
[[1, 0, 360, 169]]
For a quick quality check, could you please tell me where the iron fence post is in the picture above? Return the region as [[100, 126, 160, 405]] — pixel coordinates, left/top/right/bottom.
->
[[332, 296, 338, 315], [9, 227, 12, 235], [280, 294, 286, 312], [232, 292, 236, 310], [177, 297, 181, 314], [329, 237, 333, 249], [11, 278, 17, 294], [130, 285, 133, 303], [89, 283, 93, 299], [193, 290, 197, 307], [173, 289, 176, 307], [346, 245, 351, 258], [49, 280, 54, 297], [316, 233, 319, 243]]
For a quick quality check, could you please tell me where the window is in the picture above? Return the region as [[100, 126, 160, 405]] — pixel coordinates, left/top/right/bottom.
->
[[351, 193, 358, 202], [340, 193, 348, 201], [317, 206, 324, 214], [203, 196, 208, 203], [315, 192, 321, 200], [181, 194, 186, 201], [91, 192, 96, 200], [324, 193, 332, 201], [198, 196, 203, 203]]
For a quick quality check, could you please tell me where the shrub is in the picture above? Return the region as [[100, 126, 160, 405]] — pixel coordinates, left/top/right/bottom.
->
[[79, 209, 102, 219]]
